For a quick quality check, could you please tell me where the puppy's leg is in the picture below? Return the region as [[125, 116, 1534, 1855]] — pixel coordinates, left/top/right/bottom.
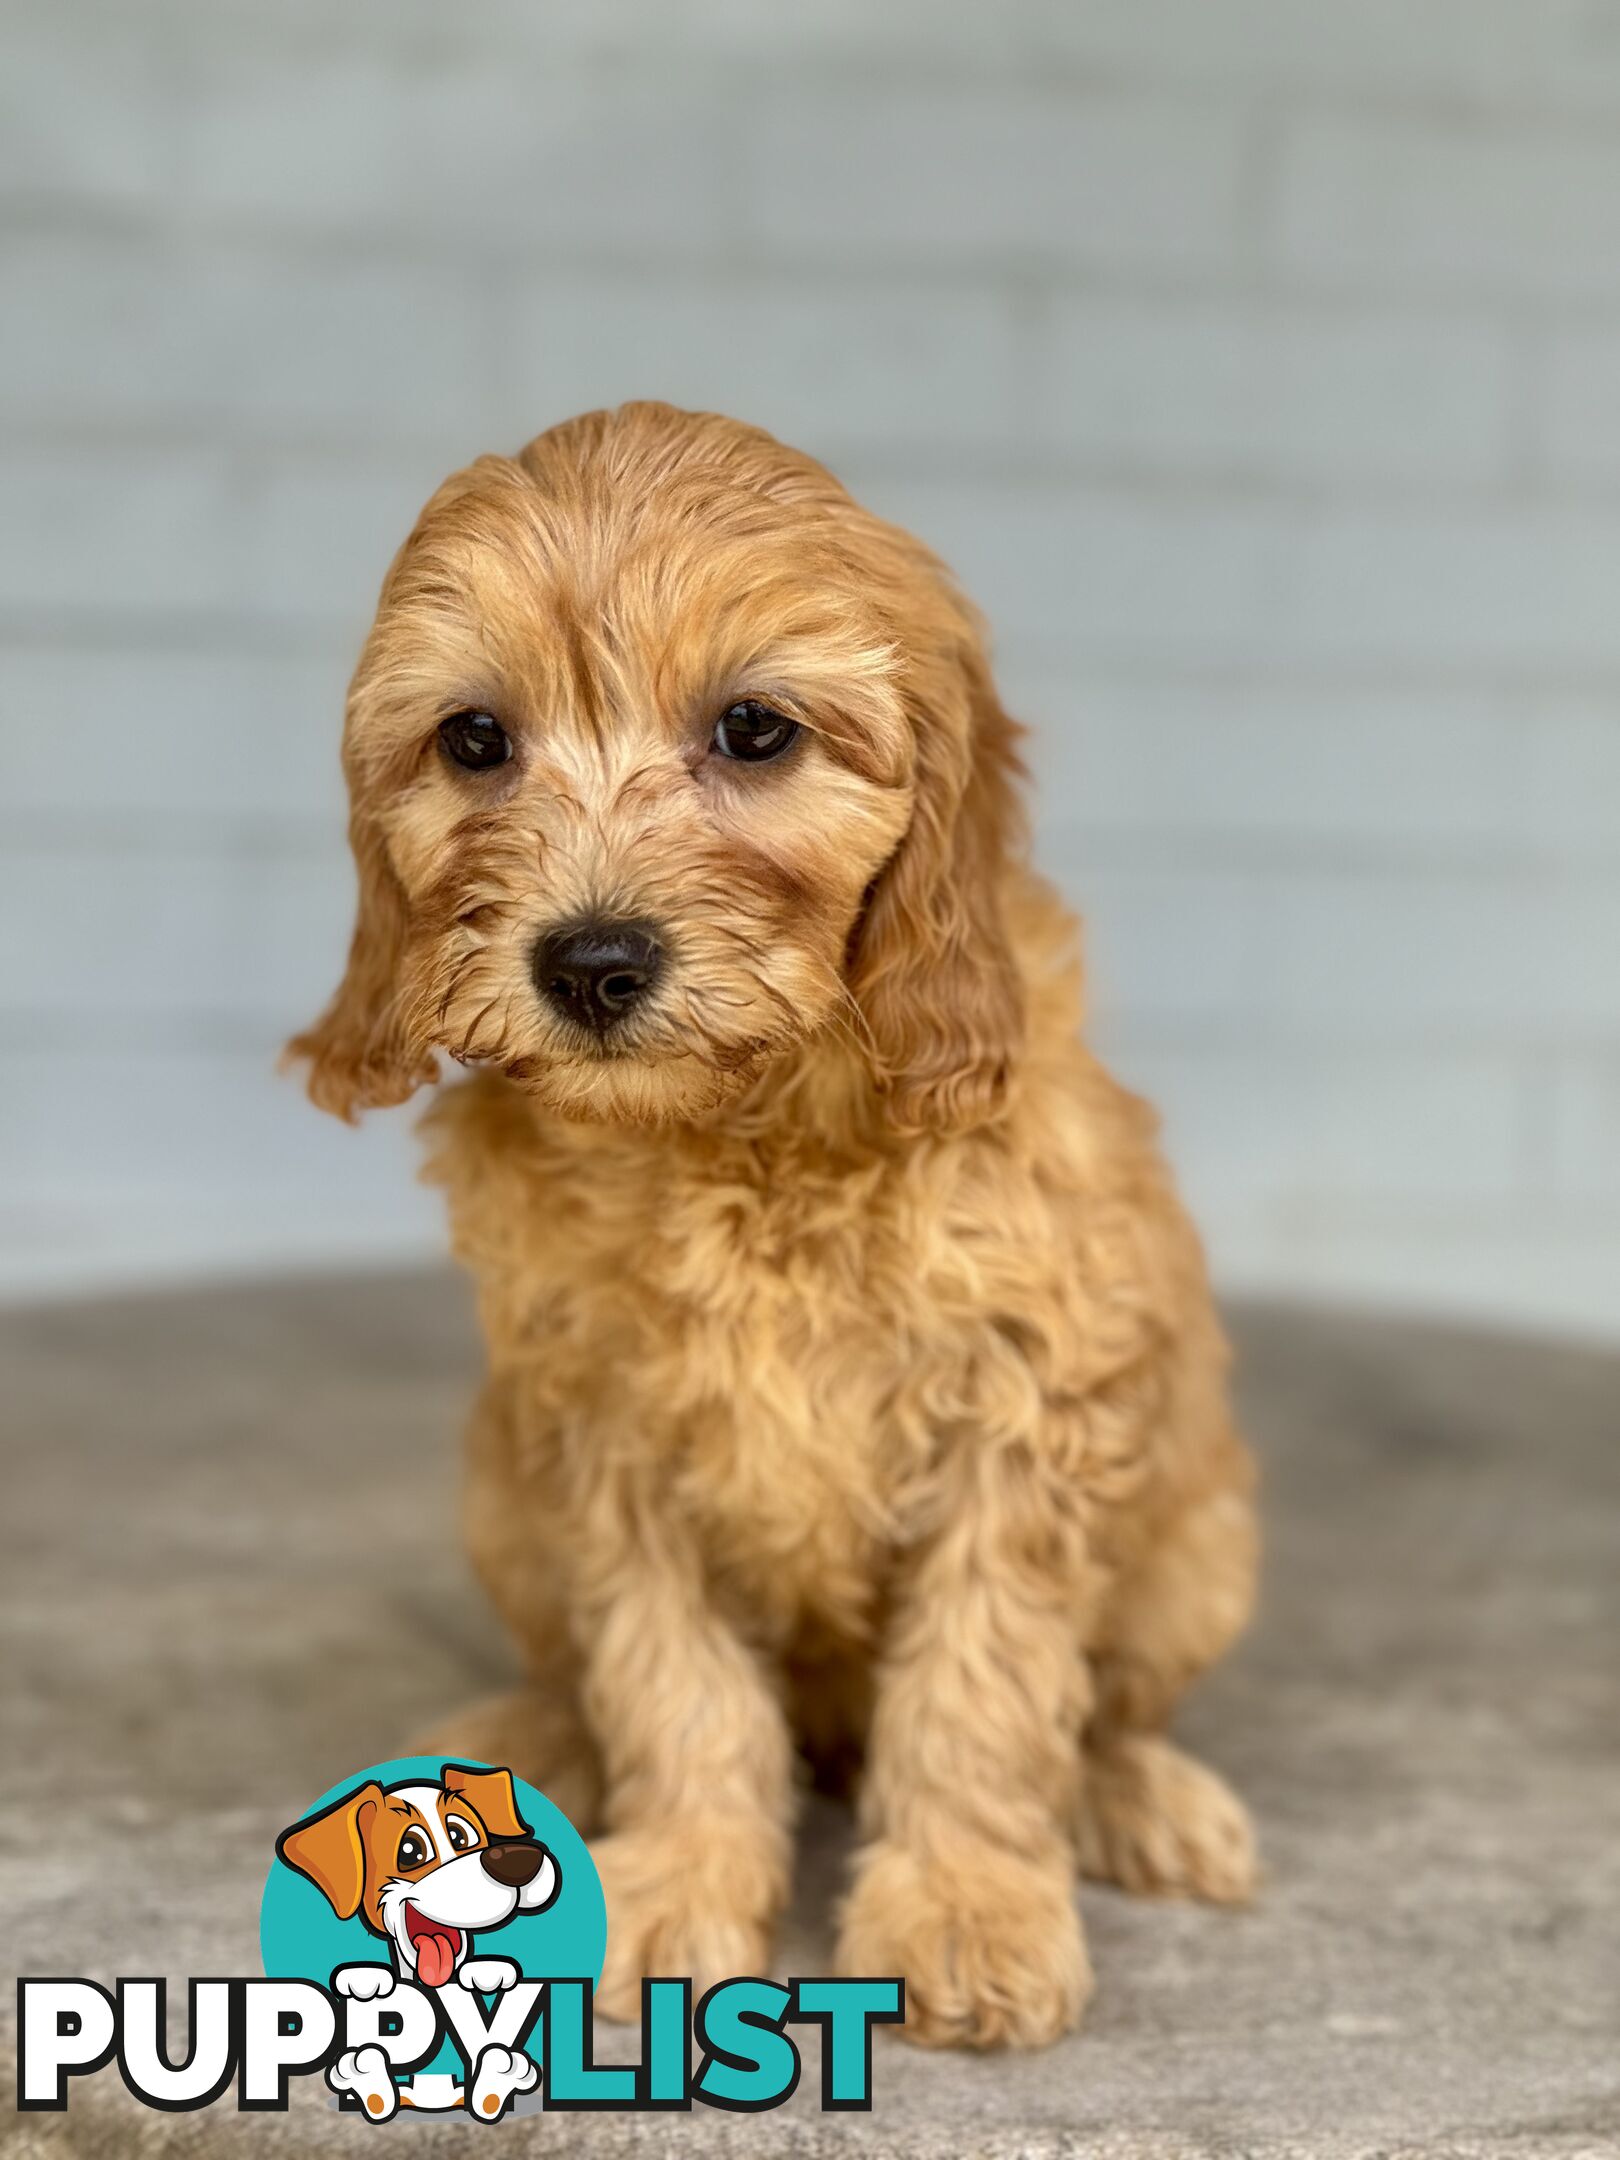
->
[[578, 1481, 796, 2021], [1075, 1732, 1254, 1904], [412, 1685, 600, 1833], [414, 1384, 602, 1830], [836, 1440, 1095, 2051], [1079, 1466, 1258, 1904]]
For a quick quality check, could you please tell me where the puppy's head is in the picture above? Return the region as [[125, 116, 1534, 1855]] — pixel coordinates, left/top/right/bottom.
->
[[290, 404, 1024, 1132], [276, 1765, 559, 1985]]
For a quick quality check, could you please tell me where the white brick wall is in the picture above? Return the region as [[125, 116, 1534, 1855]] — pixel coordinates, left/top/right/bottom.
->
[[2, 0, 1616, 1338], [1045, 300, 1519, 487], [1274, 115, 1620, 302]]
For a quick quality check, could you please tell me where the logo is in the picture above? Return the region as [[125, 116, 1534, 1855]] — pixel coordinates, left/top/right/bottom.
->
[[263, 1754, 603, 2118], [17, 1755, 902, 2120]]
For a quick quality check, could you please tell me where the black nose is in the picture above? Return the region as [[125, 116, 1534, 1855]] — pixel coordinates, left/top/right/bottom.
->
[[533, 920, 663, 1032], [481, 1840, 546, 1889]]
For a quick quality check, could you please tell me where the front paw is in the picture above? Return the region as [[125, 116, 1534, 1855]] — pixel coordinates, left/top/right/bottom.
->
[[333, 1964, 396, 2002], [467, 2044, 538, 2122], [328, 2045, 398, 2120], [459, 1957, 521, 1994], [591, 1828, 778, 2023], [837, 1837, 1091, 2050]]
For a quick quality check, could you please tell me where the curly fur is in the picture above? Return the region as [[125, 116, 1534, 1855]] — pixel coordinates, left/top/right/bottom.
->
[[290, 403, 1258, 2050]]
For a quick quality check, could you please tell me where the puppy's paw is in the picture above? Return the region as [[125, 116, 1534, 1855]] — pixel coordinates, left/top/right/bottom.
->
[[591, 1828, 777, 2024], [467, 2044, 538, 2122], [1078, 1734, 1256, 1904], [459, 1957, 521, 1994], [837, 1836, 1090, 2051], [328, 2045, 398, 2120], [409, 1687, 602, 1833], [332, 1963, 395, 2002]]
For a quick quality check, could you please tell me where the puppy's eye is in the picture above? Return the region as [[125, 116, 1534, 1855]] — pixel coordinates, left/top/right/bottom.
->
[[445, 1817, 476, 1853], [711, 700, 799, 763], [397, 1829, 432, 1870], [439, 709, 511, 771]]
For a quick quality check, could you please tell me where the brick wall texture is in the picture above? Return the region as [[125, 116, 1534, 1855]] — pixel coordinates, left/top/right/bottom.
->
[[3, 0, 1616, 1336]]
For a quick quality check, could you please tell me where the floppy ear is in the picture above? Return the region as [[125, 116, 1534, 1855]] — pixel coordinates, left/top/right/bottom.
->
[[850, 632, 1026, 1134], [285, 796, 437, 1123], [441, 1763, 532, 1842], [275, 1780, 384, 1920]]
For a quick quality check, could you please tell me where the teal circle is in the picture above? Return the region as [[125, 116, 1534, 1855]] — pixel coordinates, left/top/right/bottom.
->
[[260, 1755, 604, 2083]]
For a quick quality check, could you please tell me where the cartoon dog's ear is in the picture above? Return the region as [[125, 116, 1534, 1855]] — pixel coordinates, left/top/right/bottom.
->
[[275, 1780, 385, 1920], [441, 1763, 530, 1842]]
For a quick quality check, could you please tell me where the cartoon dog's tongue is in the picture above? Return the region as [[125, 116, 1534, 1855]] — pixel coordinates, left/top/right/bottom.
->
[[404, 1904, 463, 1988]]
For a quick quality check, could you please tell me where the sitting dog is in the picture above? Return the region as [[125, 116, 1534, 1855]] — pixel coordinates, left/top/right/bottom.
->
[[290, 403, 1258, 2050]]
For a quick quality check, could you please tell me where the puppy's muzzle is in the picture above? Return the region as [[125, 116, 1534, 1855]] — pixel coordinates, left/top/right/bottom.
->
[[481, 1839, 549, 1889], [533, 919, 664, 1033]]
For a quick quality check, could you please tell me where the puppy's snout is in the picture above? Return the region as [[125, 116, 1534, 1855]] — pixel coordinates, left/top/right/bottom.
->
[[481, 1839, 546, 1888], [533, 920, 664, 1032]]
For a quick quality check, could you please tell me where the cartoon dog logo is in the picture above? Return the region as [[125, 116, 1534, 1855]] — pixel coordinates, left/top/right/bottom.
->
[[276, 1762, 559, 2117]]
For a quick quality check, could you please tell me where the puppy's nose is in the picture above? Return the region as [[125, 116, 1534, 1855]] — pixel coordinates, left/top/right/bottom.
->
[[533, 921, 663, 1032], [482, 1840, 546, 1888]]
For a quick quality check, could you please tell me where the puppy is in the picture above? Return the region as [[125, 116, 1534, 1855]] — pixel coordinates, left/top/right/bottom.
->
[[276, 1762, 559, 1992], [290, 403, 1258, 2050], [277, 1762, 555, 2119]]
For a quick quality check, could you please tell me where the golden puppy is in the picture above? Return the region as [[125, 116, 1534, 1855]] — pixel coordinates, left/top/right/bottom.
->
[[291, 403, 1257, 2050]]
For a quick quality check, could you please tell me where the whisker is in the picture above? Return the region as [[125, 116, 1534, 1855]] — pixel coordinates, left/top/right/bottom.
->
[[821, 963, 879, 1060], [462, 996, 501, 1057]]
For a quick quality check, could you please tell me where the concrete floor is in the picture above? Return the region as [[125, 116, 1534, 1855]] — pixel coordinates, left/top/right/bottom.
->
[[2, 1273, 1616, 2158]]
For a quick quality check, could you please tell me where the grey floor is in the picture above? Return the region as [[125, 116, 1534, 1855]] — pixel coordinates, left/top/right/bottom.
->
[[3, 1274, 1617, 2158]]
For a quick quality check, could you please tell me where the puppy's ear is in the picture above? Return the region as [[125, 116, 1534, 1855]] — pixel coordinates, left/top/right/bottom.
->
[[441, 1763, 531, 1842], [285, 798, 437, 1123], [850, 629, 1026, 1134], [276, 1780, 384, 1920]]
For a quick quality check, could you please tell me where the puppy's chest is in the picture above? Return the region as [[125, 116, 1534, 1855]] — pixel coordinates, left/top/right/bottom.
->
[[531, 1152, 958, 1635]]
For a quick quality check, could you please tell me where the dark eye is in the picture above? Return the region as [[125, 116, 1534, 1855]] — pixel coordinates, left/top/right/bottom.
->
[[711, 700, 799, 763], [439, 709, 511, 771], [397, 1829, 431, 1870], [445, 1817, 475, 1852]]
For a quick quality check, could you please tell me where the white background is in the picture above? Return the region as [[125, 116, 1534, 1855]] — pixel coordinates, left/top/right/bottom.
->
[[3, 0, 1617, 1338]]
